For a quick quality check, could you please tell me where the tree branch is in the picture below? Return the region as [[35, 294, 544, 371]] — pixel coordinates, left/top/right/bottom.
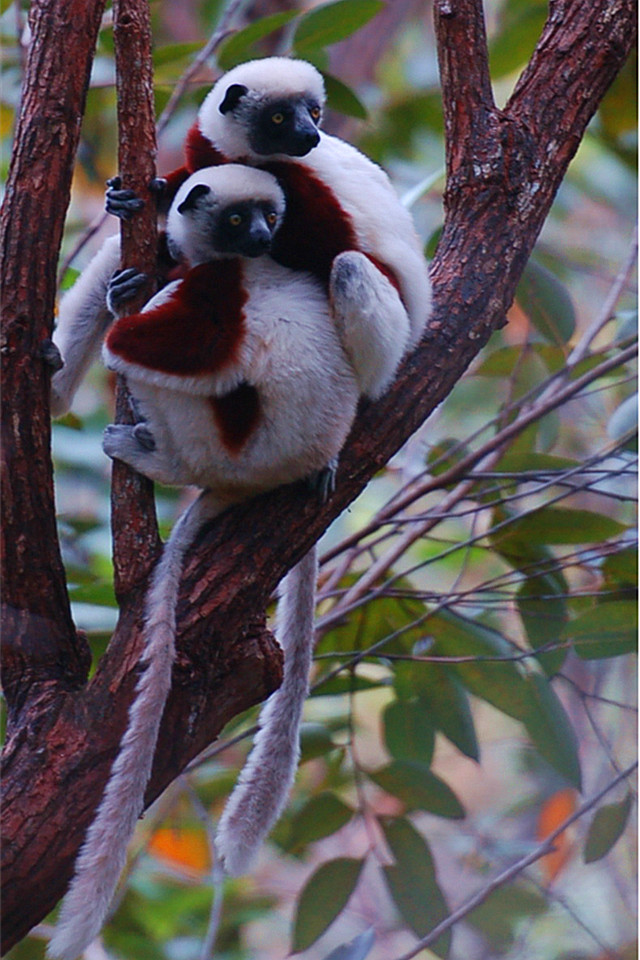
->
[[1, 0, 636, 949], [0, 0, 106, 705], [110, 0, 162, 596]]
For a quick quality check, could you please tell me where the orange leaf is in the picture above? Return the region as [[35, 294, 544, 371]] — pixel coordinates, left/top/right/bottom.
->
[[536, 788, 577, 882], [149, 826, 210, 876]]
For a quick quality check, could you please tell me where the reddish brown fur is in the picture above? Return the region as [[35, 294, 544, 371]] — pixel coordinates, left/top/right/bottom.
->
[[161, 129, 404, 295], [106, 260, 247, 376], [209, 381, 261, 454], [260, 161, 358, 283]]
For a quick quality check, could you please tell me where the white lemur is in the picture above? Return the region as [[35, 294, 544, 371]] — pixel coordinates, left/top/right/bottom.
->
[[50, 56, 431, 416], [49, 163, 410, 960]]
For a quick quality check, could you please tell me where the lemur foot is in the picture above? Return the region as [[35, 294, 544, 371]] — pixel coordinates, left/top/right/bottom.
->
[[308, 457, 338, 502], [41, 338, 64, 372], [132, 423, 156, 451], [106, 268, 148, 314], [105, 176, 145, 220], [103, 423, 156, 464]]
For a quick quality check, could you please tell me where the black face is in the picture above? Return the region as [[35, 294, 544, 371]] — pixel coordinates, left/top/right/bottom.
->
[[212, 200, 280, 258], [248, 96, 322, 157]]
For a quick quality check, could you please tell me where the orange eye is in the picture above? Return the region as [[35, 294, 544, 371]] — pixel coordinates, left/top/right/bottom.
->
[[229, 213, 242, 226], [310, 106, 321, 120], [272, 112, 284, 124], [267, 212, 278, 225]]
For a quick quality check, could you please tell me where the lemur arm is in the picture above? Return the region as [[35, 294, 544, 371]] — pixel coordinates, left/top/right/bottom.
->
[[50, 235, 122, 417]]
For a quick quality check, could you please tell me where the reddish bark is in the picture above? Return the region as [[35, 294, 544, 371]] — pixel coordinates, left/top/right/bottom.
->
[[0, 0, 636, 950], [110, 0, 163, 595]]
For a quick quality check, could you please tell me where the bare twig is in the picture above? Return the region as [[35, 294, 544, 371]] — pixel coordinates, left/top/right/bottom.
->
[[391, 762, 638, 960]]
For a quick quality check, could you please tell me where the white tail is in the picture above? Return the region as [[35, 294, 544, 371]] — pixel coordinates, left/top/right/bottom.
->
[[215, 546, 318, 875], [48, 491, 221, 960]]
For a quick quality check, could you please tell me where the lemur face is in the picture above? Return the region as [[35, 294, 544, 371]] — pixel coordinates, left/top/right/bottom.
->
[[219, 84, 322, 158], [212, 200, 281, 258], [173, 168, 285, 264]]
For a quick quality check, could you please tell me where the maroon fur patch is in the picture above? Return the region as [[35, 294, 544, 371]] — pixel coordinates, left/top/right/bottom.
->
[[209, 381, 261, 454], [106, 260, 247, 376], [261, 160, 359, 284], [162, 123, 228, 208], [365, 253, 402, 296]]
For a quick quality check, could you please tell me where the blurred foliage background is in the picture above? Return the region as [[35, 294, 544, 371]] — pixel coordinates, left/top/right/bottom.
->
[[2, 0, 637, 958]]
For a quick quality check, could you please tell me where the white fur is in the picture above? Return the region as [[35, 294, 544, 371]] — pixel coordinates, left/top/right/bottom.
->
[[199, 57, 326, 162], [51, 58, 429, 415], [198, 58, 431, 350], [51, 235, 120, 417], [167, 164, 286, 265], [49, 166, 365, 959], [48, 492, 215, 960], [216, 546, 318, 875], [101, 255, 359, 492]]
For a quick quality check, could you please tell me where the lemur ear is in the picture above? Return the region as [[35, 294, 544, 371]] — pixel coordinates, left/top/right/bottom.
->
[[219, 83, 249, 115], [177, 183, 211, 215]]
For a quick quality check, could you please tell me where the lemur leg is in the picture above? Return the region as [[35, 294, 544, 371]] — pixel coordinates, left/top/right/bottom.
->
[[103, 424, 188, 486], [51, 235, 121, 417], [330, 251, 411, 400]]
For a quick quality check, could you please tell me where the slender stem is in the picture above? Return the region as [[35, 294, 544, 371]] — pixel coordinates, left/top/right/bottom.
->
[[391, 762, 638, 960]]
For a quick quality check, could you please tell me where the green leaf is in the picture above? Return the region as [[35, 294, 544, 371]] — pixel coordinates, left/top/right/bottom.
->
[[427, 438, 470, 477], [466, 882, 547, 951], [322, 928, 375, 960], [494, 506, 627, 547], [517, 574, 568, 675], [317, 588, 427, 659], [495, 451, 580, 474], [368, 761, 465, 819], [564, 601, 638, 659], [153, 42, 203, 68], [216, 12, 299, 70], [321, 71, 368, 120], [299, 722, 336, 761], [293, 0, 384, 54], [287, 793, 354, 851], [607, 394, 637, 449], [399, 664, 479, 761], [519, 673, 582, 790], [426, 611, 530, 722], [475, 344, 565, 378], [488, 0, 548, 79], [383, 699, 435, 765], [516, 258, 576, 345], [311, 674, 388, 697], [602, 548, 638, 587], [584, 793, 633, 863], [292, 857, 364, 953], [381, 818, 451, 957]]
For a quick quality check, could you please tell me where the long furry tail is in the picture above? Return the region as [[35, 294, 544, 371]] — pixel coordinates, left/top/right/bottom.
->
[[48, 491, 221, 960], [215, 546, 318, 876]]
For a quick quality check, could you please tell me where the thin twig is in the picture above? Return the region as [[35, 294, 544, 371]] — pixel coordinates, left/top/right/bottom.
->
[[390, 761, 638, 960]]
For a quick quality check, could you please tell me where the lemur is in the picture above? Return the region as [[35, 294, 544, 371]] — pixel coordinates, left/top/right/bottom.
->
[[49, 164, 406, 960], [50, 57, 431, 416]]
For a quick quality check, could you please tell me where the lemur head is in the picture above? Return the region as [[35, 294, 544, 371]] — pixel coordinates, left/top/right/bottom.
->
[[167, 164, 286, 265], [198, 57, 326, 161]]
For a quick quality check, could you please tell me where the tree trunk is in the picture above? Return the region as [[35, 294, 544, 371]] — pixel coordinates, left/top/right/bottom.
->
[[0, 0, 636, 949]]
